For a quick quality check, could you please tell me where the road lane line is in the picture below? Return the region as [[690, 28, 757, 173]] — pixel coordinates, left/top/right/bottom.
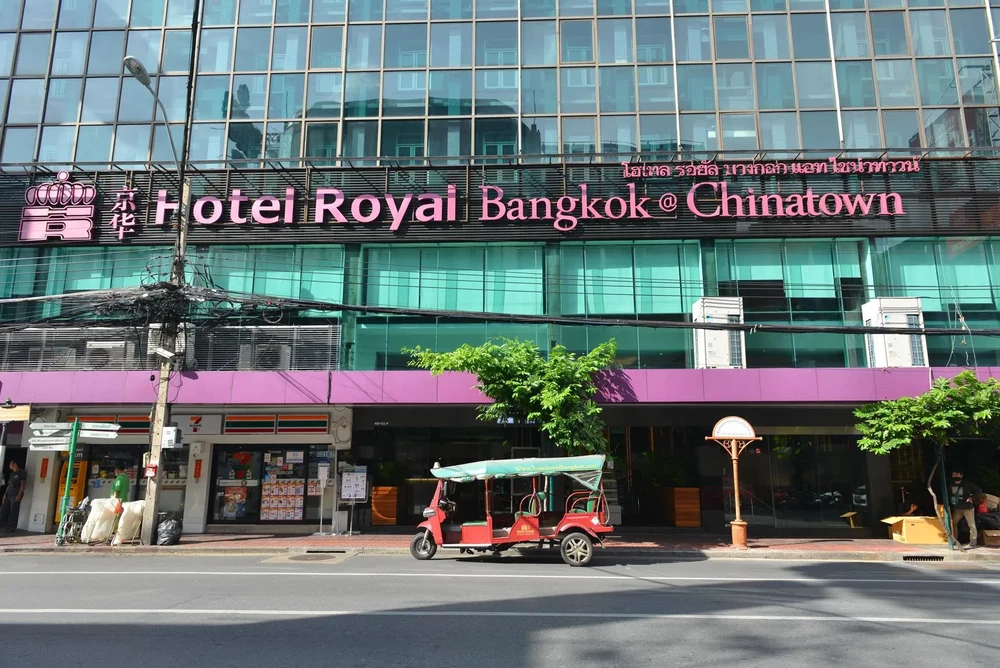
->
[[1, 608, 1000, 624], [1, 571, 999, 586]]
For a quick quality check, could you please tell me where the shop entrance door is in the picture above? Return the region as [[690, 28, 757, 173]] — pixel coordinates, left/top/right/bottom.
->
[[211, 449, 263, 523]]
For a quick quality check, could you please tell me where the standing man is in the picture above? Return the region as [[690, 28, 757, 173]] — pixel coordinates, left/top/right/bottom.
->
[[949, 469, 982, 548], [0, 460, 26, 533], [109, 463, 131, 541]]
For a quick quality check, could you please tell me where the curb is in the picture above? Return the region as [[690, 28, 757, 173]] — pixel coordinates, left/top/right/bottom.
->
[[2, 544, 997, 562]]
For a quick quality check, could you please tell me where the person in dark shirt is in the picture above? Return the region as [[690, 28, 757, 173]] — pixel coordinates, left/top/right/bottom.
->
[[897, 484, 932, 516], [0, 461, 26, 532], [949, 469, 982, 548]]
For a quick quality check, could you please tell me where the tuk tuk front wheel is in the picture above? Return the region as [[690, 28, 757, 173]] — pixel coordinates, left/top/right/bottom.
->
[[410, 532, 437, 560], [560, 531, 594, 567]]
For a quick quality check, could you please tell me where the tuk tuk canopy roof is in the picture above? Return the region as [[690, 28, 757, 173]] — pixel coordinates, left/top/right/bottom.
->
[[431, 455, 606, 490]]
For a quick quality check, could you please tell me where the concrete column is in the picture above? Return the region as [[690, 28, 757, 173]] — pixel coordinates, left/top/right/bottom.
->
[[182, 441, 213, 534]]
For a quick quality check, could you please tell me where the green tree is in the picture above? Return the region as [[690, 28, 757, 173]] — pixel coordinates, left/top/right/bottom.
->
[[406, 338, 617, 455], [854, 370, 1000, 545]]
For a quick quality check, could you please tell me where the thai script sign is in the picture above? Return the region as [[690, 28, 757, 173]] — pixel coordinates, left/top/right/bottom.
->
[[621, 157, 921, 179]]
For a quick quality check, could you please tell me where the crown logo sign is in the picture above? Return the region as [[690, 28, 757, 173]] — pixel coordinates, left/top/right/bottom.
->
[[19, 171, 96, 242]]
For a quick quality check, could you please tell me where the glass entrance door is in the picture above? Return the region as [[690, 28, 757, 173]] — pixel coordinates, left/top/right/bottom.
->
[[211, 449, 263, 522]]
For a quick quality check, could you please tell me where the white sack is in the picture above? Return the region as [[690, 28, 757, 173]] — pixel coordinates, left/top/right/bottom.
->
[[112, 500, 145, 546]]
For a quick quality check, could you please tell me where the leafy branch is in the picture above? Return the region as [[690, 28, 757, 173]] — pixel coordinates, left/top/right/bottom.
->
[[406, 338, 618, 455]]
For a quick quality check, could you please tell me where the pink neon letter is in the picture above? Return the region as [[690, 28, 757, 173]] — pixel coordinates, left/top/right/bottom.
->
[[314, 188, 348, 223]]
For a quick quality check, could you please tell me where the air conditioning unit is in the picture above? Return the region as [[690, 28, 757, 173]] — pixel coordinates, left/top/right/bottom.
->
[[83, 341, 136, 370], [239, 343, 292, 371], [693, 297, 746, 369], [861, 298, 928, 368], [147, 323, 190, 355]]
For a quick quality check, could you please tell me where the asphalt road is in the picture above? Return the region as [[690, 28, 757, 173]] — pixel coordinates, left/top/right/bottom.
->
[[2, 552, 1000, 667]]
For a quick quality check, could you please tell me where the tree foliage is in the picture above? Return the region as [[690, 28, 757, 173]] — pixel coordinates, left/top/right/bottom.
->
[[855, 371, 1000, 547], [854, 371, 1000, 455], [406, 338, 617, 455]]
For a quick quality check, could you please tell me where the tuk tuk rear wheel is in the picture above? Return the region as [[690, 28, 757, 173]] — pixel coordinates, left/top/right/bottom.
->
[[560, 532, 594, 567], [410, 532, 437, 560]]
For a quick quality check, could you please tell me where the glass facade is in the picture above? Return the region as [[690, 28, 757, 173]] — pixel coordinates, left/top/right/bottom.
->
[[4, 0, 1000, 165]]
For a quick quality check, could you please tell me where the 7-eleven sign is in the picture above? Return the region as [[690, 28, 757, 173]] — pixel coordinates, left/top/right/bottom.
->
[[172, 415, 222, 436]]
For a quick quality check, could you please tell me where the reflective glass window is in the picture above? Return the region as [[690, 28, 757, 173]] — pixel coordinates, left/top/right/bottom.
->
[[428, 119, 471, 160], [598, 19, 633, 64], [341, 121, 377, 164], [347, 25, 382, 69], [760, 112, 799, 151], [0, 34, 13, 76], [234, 28, 269, 71], [562, 20, 594, 62], [306, 73, 343, 118], [199, 28, 234, 72], [60, 0, 96, 28], [832, 13, 869, 58], [677, 64, 714, 111], [522, 0, 555, 17], [476, 69, 519, 114], [563, 116, 596, 155], [957, 58, 995, 105], [636, 18, 671, 63], [7, 80, 44, 123], [349, 0, 384, 21], [478, 0, 518, 17], [875, 60, 916, 106], [119, 77, 156, 121], [81, 77, 120, 122], [717, 63, 753, 110], [800, 111, 839, 149], [44, 79, 83, 123], [599, 66, 636, 112], [522, 69, 558, 114], [714, 0, 747, 10], [756, 63, 795, 109], [386, 24, 428, 69], [561, 0, 595, 16], [192, 75, 229, 120], [432, 0, 473, 19], [917, 59, 958, 105], [923, 108, 963, 147], [381, 120, 425, 162], [162, 31, 192, 71], [127, 30, 162, 72], [871, 12, 908, 56], [561, 67, 597, 112], [230, 74, 267, 119], [38, 127, 75, 165], [951, 9, 990, 55], [965, 108, 1000, 148], [343, 72, 380, 117], [432, 23, 473, 67], [383, 71, 427, 116], [228, 122, 263, 159], [910, 11, 951, 56], [522, 116, 558, 155], [239, 0, 273, 23], [113, 125, 151, 163], [155, 75, 188, 120], [311, 27, 343, 69], [837, 61, 876, 108], [676, 17, 711, 61], [715, 17, 748, 59], [167, 0, 197, 26], [312, 0, 347, 21], [522, 22, 557, 65], [94, 0, 129, 27], [680, 114, 718, 151], [721, 114, 757, 151], [130, 0, 165, 26], [305, 123, 339, 165], [476, 118, 518, 158], [273, 27, 307, 71], [635, 0, 672, 11], [275, 0, 311, 22], [269, 73, 304, 118], [601, 115, 637, 153], [791, 14, 830, 59], [429, 70, 473, 115], [843, 110, 881, 151], [386, 0, 428, 20], [477, 22, 517, 66], [187, 124, 227, 165], [637, 65, 674, 111], [752, 15, 790, 60], [52, 33, 87, 76], [76, 125, 113, 163], [796, 62, 835, 108], [640, 114, 677, 152], [883, 109, 919, 148], [16, 34, 51, 77], [22, 0, 57, 29], [1, 128, 36, 164]]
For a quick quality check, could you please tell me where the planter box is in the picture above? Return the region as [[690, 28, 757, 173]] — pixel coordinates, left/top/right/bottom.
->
[[371, 486, 399, 526], [666, 487, 702, 528]]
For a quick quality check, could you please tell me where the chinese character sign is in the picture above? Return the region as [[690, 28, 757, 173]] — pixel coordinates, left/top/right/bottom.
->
[[19, 171, 96, 242], [110, 186, 139, 240]]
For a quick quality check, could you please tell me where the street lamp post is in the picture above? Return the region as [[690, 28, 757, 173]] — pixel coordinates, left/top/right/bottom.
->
[[706, 416, 762, 550], [123, 54, 192, 546]]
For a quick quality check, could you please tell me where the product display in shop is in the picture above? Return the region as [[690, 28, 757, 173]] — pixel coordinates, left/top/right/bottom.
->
[[262, 478, 304, 520]]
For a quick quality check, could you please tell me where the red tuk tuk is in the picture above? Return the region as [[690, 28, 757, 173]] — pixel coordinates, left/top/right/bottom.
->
[[409, 454, 612, 566]]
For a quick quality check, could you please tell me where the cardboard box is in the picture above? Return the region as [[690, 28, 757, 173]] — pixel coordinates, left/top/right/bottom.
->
[[982, 530, 1000, 547], [881, 516, 947, 545]]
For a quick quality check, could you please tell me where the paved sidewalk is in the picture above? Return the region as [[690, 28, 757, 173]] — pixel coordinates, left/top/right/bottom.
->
[[2, 530, 997, 561]]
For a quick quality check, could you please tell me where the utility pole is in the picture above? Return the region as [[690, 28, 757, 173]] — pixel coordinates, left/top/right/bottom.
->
[[127, 0, 201, 546]]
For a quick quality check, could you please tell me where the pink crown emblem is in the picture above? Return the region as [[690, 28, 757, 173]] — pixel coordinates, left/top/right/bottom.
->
[[19, 171, 96, 242]]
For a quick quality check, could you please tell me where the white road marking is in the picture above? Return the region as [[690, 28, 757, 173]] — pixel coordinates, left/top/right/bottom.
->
[[0, 570, 998, 586], [0, 608, 999, 625]]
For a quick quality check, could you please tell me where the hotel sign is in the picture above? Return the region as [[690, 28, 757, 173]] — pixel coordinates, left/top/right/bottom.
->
[[18, 158, 920, 243]]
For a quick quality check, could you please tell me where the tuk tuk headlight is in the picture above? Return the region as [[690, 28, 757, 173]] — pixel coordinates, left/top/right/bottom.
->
[[422, 507, 437, 518]]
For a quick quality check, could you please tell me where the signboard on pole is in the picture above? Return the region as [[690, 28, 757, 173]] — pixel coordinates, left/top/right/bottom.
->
[[80, 430, 118, 440], [29, 443, 70, 451], [341, 472, 367, 500], [0, 404, 31, 422], [30, 422, 74, 431]]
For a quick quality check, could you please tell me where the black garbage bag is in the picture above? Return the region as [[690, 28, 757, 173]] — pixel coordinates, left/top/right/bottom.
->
[[156, 519, 182, 546]]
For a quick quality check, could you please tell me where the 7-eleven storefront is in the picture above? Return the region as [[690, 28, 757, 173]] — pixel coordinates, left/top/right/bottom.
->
[[25, 407, 352, 535]]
